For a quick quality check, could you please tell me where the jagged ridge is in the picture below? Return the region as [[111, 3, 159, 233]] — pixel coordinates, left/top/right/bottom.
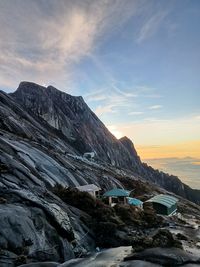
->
[[10, 81, 200, 204]]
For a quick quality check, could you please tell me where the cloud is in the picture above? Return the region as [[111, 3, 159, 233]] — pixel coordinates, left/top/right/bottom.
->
[[137, 10, 168, 43], [111, 84, 138, 98], [144, 157, 200, 189], [105, 115, 200, 149], [128, 111, 144, 115], [0, 0, 143, 90], [0, 1, 94, 88], [85, 82, 163, 116], [85, 90, 108, 102], [191, 161, 200, 166], [148, 105, 162, 110], [85, 79, 141, 116], [95, 104, 118, 116], [194, 115, 200, 120], [94, 92, 133, 116]]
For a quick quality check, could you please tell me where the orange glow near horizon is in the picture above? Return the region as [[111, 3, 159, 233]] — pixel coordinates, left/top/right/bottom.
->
[[107, 117, 200, 161], [135, 140, 200, 160]]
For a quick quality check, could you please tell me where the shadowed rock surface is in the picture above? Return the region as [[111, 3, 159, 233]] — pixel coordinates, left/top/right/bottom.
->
[[124, 247, 200, 266], [10, 82, 200, 204], [17, 246, 200, 267], [0, 82, 200, 266]]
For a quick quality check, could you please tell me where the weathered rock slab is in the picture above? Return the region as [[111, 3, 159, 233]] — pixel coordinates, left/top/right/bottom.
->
[[124, 247, 200, 266]]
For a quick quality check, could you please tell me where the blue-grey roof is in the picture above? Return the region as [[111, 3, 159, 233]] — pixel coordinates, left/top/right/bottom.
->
[[146, 194, 178, 208], [103, 188, 130, 197], [127, 197, 143, 206]]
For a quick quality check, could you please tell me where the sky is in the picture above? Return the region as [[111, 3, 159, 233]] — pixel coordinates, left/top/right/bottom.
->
[[0, 0, 199, 188]]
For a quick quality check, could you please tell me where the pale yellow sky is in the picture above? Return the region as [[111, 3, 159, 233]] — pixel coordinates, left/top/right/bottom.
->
[[135, 140, 200, 160], [107, 115, 200, 160]]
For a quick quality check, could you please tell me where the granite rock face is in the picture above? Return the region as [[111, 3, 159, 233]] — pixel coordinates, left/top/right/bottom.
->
[[0, 82, 200, 265], [0, 90, 124, 265], [11, 82, 142, 170], [124, 247, 200, 266], [11, 82, 200, 204]]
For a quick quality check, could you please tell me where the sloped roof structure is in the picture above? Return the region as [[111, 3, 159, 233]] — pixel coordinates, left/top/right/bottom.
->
[[103, 188, 130, 197], [127, 197, 143, 206], [146, 194, 178, 208]]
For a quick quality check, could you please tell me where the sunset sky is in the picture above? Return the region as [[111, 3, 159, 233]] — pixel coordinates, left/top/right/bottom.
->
[[0, 0, 199, 188]]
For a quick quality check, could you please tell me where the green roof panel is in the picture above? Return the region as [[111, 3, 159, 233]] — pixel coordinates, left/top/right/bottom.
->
[[146, 194, 178, 208], [103, 188, 130, 197], [127, 197, 143, 206]]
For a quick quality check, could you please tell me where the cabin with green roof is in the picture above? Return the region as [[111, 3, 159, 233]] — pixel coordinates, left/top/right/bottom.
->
[[103, 188, 130, 206], [145, 194, 178, 216]]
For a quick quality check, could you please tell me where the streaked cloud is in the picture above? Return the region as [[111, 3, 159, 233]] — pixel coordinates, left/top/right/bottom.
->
[[192, 161, 200, 166], [85, 79, 162, 116], [0, 0, 144, 89], [85, 90, 107, 102], [95, 104, 118, 116], [137, 10, 169, 43], [148, 105, 162, 110], [128, 111, 144, 115], [94, 93, 133, 116], [106, 115, 200, 148]]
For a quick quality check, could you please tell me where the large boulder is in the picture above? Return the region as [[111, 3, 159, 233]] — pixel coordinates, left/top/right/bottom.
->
[[124, 247, 200, 266]]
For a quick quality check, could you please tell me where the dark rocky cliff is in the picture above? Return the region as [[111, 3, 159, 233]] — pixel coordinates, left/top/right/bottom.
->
[[0, 89, 131, 265], [11, 82, 200, 204], [11, 82, 141, 169], [0, 83, 200, 265]]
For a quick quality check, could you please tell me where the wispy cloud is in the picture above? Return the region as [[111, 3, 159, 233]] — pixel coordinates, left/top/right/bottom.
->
[[85, 82, 163, 116], [95, 104, 118, 116], [0, 0, 143, 89], [194, 115, 200, 120], [106, 115, 200, 149], [94, 92, 133, 116], [111, 84, 138, 98], [128, 111, 144, 115], [85, 89, 108, 102], [137, 10, 169, 43], [148, 105, 162, 110]]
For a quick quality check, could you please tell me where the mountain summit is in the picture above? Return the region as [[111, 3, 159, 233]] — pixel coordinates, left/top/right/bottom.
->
[[10, 82, 200, 204], [11, 81, 142, 169], [0, 82, 199, 265]]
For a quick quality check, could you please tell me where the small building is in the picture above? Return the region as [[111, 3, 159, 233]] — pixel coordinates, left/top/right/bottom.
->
[[145, 194, 178, 216], [127, 197, 143, 208], [103, 188, 130, 206], [76, 184, 101, 198]]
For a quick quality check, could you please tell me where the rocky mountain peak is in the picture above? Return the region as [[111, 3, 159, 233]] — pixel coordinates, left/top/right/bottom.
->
[[8, 81, 200, 205], [17, 81, 46, 93], [11, 82, 142, 169], [13, 82, 87, 115], [119, 136, 140, 160], [1, 82, 200, 267]]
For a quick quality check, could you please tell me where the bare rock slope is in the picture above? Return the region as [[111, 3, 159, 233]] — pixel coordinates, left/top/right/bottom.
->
[[11, 82, 200, 204], [0, 82, 200, 266]]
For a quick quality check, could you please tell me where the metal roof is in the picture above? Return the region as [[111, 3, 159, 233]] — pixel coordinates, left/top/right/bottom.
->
[[127, 197, 143, 206], [103, 188, 130, 197], [76, 184, 101, 192], [146, 194, 178, 208]]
